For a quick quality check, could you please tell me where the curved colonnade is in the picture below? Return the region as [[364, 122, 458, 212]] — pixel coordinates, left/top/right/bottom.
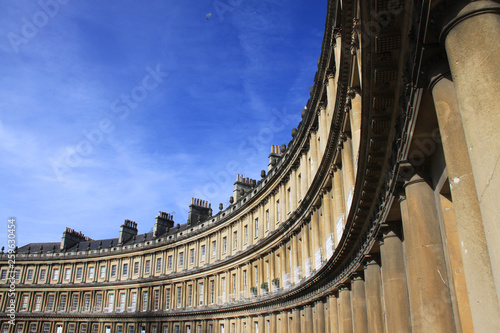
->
[[2, 0, 500, 332]]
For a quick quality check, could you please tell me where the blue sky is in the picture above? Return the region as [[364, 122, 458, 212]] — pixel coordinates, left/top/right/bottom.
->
[[0, 0, 326, 248]]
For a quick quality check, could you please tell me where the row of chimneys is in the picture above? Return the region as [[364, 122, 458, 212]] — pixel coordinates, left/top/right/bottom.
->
[[269, 144, 285, 171], [235, 174, 256, 185], [60, 228, 93, 250], [123, 219, 138, 229], [157, 211, 174, 221], [191, 197, 211, 208], [270, 145, 282, 155], [64, 228, 93, 241]]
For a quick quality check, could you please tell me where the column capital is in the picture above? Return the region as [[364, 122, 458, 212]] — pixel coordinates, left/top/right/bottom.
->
[[339, 283, 351, 291], [403, 172, 428, 189], [351, 272, 364, 282], [425, 58, 452, 92], [333, 27, 342, 39], [397, 161, 431, 184], [440, 1, 500, 43], [364, 255, 380, 267]]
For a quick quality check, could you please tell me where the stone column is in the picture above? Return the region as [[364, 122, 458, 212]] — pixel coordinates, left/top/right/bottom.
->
[[348, 89, 361, 174], [280, 182, 286, 223], [270, 193, 276, 232], [302, 223, 311, 278], [258, 315, 265, 333], [281, 311, 289, 333], [290, 168, 297, 213], [329, 294, 340, 333], [292, 308, 301, 333], [259, 204, 265, 240], [270, 313, 276, 333], [322, 188, 333, 258], [327, 74, 336, 124], [291, 234, 299, 284], [351, 275, 368, 333], [333, 169, 345, 244], [363, 259, 385, 333], [304, 305, 313, 332], [379, 226, 411, 333], [248, 211, 254, 247], [319, 105, 328, 153], [442, 0, 500, 303], [311, 209, 322, 267], [341, 137, 355, 214], [310, 132, 319, 177], [300, 153, 309, 201], [430, 67, 500, 331], [402, 174, 455, 331], [316, 300, 326, 333], [280, 245, 286, 283], [338, 286, 353, 333], [334, 29, 342, 83]]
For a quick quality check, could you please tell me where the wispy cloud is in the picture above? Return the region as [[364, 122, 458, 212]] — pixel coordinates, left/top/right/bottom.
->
[[0, 0, 326, 248]]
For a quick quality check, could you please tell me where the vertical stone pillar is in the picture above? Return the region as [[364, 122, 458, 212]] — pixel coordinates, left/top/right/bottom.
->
[[319, 105, 328, 153], [310, 132, 319, 177], [258, 315, 264, 333], [291, 235, 299, 284], [316, 300, 326, 333], [290, 168, 297, 213], [304, 305, 313, 332], [338, 286, 353, 333], [334, 29, 342, 83], [430, 67, 500, 331], [280, 182, 286, 224], [333, 169, 345, 244], [281, 311, 289, 333], [329, 294, 340, 333], [351, 275, 368, 333], [348, 89, 361, 173], [259, 204, 265, 240], [300, 153, 309, 201], [293, 308, 301, 333], [327, 74, 336, 124], [302, 223, 311, 278], [363, 259, 385, 333], [280, 245, 286, 283], [322, 188, 333, 257], [270, 193, 276, 232], [402, 174, 455, 331], [258, 258, 265, 295], [311, 209, 322, 266], [379, 226, 411, 333], [248, 211, 254, 247], [442, 2, 500, 304], [270, 313, 276, 333], [341, 137, 355, 214]]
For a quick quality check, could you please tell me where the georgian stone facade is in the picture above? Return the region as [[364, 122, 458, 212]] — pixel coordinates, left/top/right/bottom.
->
[[2, 0, 500, 332]]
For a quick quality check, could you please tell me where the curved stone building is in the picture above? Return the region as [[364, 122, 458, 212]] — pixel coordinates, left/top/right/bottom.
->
[[2, 0, 500, 332]]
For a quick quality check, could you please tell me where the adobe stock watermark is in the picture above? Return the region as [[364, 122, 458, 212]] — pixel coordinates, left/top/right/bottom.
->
[[6, 218, 17, 325], [7, 0, 72, 54], [192, 107, 298, 204], [51, 64, 170, 181]]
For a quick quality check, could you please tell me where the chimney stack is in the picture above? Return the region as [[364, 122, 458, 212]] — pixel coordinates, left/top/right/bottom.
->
[[154, 212, 174, 237], [233, 174, 257, 202], [60, 228, 93, 250], [118, 219, 138, 245], [268, 145, 282, 171], [187, 197, 213, 227]]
